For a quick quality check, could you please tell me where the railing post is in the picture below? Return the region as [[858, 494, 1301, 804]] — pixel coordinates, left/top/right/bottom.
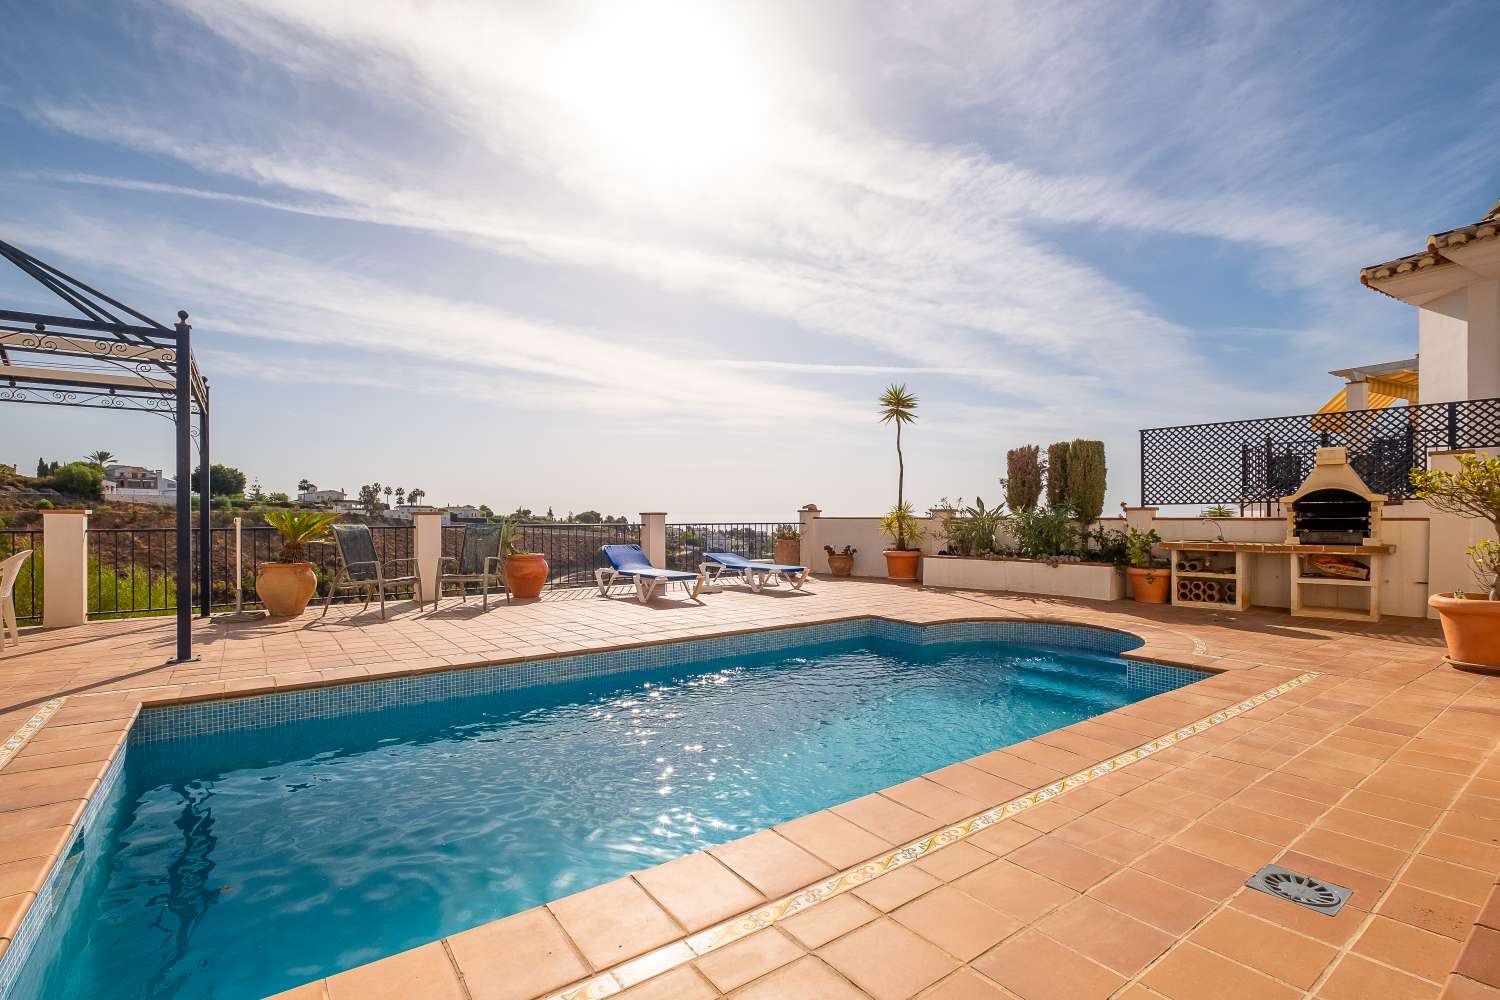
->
[[42, 508, 90, 627], [640, 512, 667, 568], [412, 512, 444, 604], [1447, 401, 1459, 449]]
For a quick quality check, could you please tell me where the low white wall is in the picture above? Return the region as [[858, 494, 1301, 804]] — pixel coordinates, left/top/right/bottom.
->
[[803, 516, 941, 577], [923, 556, 1123, 601]]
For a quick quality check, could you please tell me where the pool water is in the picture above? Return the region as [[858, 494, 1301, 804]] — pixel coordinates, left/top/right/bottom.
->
[[16, 631, 1196, 1000]]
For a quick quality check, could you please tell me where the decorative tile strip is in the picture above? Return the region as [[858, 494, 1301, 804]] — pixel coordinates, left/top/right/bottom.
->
[[0, 697, 66, 770], [545, 670, 1321, 1000]]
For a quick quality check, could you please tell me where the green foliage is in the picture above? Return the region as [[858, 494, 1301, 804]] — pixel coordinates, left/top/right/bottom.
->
[[943, 497, 1006, 556], [37, 458, 61, 477], [1007, 505, 1077, 560], [774, 525, 801, 541], [1084, 525, 1128, 565], [47, 461, 104, 499], [574, 510, 603, 523], [193, 464, 247, 497], [85, 450, 115, 467], [824, 544, 856, 556], [1468, 538, 1500, 596], [878, 383, 919, 521], [358, 483, 384, 515], [1122, 527, 1164, 568], [1045, 443, 1069, 509], [1064, 440, 1106, 522], [89, 561, 174, 618], [1413, 454, 1500, 598], [879, 502, 924, 551], [212, 496, 231, 510], [35, 499, 55, 510], [496, 517, 530, 556], [298, 479, 316, 494], [264, 509, 339, 561], [1203, 504, 1235, 518], [1005, 446, 1043, 513]]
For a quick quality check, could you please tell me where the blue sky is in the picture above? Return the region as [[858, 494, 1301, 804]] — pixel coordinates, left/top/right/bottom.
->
[[2, 0, 1496, 519]]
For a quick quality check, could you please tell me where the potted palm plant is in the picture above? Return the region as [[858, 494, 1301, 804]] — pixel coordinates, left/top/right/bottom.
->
[[773, 526, 801, 566], [1413, 455, 1500, 668], [497, 517, 549, 599], [1122, 526, 1169, 603], [878, 383, 923, 579], [257, 510, 339, 616]]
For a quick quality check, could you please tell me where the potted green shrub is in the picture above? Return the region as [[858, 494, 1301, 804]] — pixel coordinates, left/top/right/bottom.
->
[[497, 517, 549, 599], [773, 525, 801, 566], [1122, 526, 1169, 603], [877, 383, 923, 579], [824, 544, 856, 576], [1412, 455, 1500, 667], [257, 510, 339, 616]]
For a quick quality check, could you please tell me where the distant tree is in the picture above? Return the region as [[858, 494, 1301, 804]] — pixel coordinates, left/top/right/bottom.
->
[[297, 478, 316, 494], [408, 487, 425, 505], [394, 487, 405, 507], [47, 461, 104, 499], [193, 464, 247, 497], [1065, 440, 1107, 524], [247, 480, 267, 503], [1005, 446, 1043, 513], [511, 507, 534, 520], [358, 483, 383, 515], [546, 506, 555, 519], [267, 491, 291, 505], [383, 485, 394, 506], [36, 458, 61, 477], [478, 504, 494, 518], [1045, 442, 1071, 509], [85, 450, 116, 468], [574, 510, 602, 523]]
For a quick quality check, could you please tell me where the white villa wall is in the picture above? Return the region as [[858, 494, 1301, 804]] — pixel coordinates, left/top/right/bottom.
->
[[801, 516, 940, 577], [1419, 279, 1500, 403]]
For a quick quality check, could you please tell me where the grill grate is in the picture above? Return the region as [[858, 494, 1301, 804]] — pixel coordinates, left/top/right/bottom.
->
[[1246, 864, 1353, 915]]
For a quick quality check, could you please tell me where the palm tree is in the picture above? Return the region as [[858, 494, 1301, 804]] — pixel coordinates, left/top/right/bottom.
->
[[297, 478, 315, 494], [85, 450, 115, 468], [878, 384, 919, 548], [383, 485, 394, 507], [394, 487, 405, 507], [408, 487, 425, 505]]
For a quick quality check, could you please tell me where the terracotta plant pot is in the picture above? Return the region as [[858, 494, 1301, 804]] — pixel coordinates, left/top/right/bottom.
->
[[255, 562, 318, 617], [883, 549, 922, 581], [1429, 592, 1500, 669], [774, 538, 801, 566], [827, 553, 854, 577], [505, 552, 549, 599], [1126, 566, 1170, 604]]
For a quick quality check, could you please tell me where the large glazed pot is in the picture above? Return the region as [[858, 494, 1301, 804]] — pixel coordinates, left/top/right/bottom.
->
[[774, 538, 801, 566], [1126, 566, 1170, 604], [827, 553, 854, 577], [256, 562, 318, 617], [1430, 593, 1500, 670], [505, 553, 549, 599], [883, 549, 921, 581]]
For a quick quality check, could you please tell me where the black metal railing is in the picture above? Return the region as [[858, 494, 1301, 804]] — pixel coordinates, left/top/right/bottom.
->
[[1141, 397, 1500, 509], [665, 522, 796, 572], [1, 529, 41, 622], [443, 522, 643, 590], [84, 525, 416, 618]]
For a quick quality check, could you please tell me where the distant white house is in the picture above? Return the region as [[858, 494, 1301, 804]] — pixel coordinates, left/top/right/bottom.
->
[[298, 488, 346, 505], [444, 505, 486, 522], [103, 465, 176, 506], [391, 503, 447, 523]]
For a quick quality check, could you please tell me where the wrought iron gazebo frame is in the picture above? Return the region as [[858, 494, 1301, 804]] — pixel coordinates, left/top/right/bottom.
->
[[0, 238, 210, 662]]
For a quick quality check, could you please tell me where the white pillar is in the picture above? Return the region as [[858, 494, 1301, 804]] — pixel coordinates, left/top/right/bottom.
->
[[1121, 506, 1158, 533], [42, 508, 91, 627], [799, 505, 822, 572], [640, 512, 667, 568], [412, 512, 444, 603]]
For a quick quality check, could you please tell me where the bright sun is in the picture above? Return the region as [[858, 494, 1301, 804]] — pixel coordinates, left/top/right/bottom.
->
[[549, 2, 776, 192]]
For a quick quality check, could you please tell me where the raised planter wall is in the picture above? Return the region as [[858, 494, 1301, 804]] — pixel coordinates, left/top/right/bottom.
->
[[922, 555, 1124, 601]]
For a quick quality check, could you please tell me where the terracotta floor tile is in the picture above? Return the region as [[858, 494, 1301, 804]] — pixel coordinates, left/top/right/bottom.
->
[[954, 860, 1077, 923], [1314, 806, 1427, 852], [1353, 915, 1463, 983], [880, 778, 985, 825], [710, 830, 836, 899], [265, 982, 329, 1000], [912, 841, 995, 882], [1188, 906, 1337, 989], [1088, 868, 1215, 935], [965, 821, 1041, 857], [1131, 844, 1248, 900], [445, 907, 591, 1000], [851, 864, 942, 912], [1317, 953, 1440, 999], [1171, 821, 1281, 872], [695, 927, 804, 993], [1034, 895, 1174, 976], [1229, 884, 1370, 948], [325, 942, 465, 1000], [1293, 827, 1410, 878], [1381, 883, 1482, 940], [1423, 832, 1500, 872], [1201, 803, 1308, 848], [1456, 925, 1500, 988], [818, 918, 958, 1000], [972, 928, 1123, 1000], [781, 894, 880, 949], [919, 968, 1016, 999], [1401, 855, 1496, 905], [1005, 835, 1119, 891], [1273, 848, 1391, 908], [635, 851, 764, 932], [891, 885, 1022, 961], [730, 955, 867, 1000], [1141, 942, 1300, 1000], [1440, 975, 1500, 1000], [926, 763, 1028, 806], [833, 793, 941, 844], [548, 876, 684, 970], [776, 810, 893, 870], [618, 966, 717, 1000]]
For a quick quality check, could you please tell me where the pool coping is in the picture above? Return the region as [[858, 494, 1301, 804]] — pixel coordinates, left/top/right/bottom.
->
[[0, 609, 1225, 993]]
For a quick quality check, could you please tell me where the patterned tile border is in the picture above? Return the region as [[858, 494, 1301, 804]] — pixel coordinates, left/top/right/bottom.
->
[[0, 697, 66, 771], [543, 670, 1323, 1000]]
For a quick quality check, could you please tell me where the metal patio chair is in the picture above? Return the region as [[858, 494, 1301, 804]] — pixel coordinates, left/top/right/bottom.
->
[[433, 523, 507, 610], [0, 549, 33, 650], [321, 523, 420, 620]]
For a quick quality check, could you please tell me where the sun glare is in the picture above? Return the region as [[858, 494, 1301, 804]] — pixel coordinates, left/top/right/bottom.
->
[[550, 2, 776, 192]]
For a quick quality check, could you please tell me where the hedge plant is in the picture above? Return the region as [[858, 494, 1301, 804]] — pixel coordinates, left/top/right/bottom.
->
[[1005, 446, 1042, 513]]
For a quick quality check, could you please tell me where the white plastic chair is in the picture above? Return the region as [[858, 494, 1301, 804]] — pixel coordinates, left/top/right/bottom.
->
[[1, 549, 33, 650]]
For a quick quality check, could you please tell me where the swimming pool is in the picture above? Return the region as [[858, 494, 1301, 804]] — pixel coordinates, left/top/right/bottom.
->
[[8, 619, 1202, 1000]]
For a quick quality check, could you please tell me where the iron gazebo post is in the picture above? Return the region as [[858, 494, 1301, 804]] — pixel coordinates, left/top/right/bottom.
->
[[172, 311, 197, 662], [199, 378, 212, 619]]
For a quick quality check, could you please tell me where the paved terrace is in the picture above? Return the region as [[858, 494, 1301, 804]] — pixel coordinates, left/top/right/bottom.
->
[[2, 578, 1498, 1000]]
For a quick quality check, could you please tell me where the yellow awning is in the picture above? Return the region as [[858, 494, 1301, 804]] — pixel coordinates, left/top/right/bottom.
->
[[1318, 370, 1419, 415]]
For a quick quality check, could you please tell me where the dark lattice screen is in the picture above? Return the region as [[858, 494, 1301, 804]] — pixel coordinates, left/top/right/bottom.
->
[[1140, 398, 1500, 506]]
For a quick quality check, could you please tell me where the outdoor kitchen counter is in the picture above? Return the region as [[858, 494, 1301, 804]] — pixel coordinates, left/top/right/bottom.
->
[[1162, 541, 1395, 554]]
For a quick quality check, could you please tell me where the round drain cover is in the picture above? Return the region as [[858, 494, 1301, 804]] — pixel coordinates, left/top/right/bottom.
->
[[1262, 871, 1340, 907]]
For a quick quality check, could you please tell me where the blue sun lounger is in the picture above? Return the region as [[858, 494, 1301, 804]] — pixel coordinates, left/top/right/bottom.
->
[[597, 544, 705, 604], [701, 552, 810, 592]]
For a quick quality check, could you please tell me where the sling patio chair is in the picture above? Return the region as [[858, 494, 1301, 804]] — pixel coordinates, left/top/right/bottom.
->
[[596, 544, 705, 604], [0, 548, 33, 650], [321, 523, 421, 620], [433, 523, 507, 610], [700, 552, 810, 593]]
